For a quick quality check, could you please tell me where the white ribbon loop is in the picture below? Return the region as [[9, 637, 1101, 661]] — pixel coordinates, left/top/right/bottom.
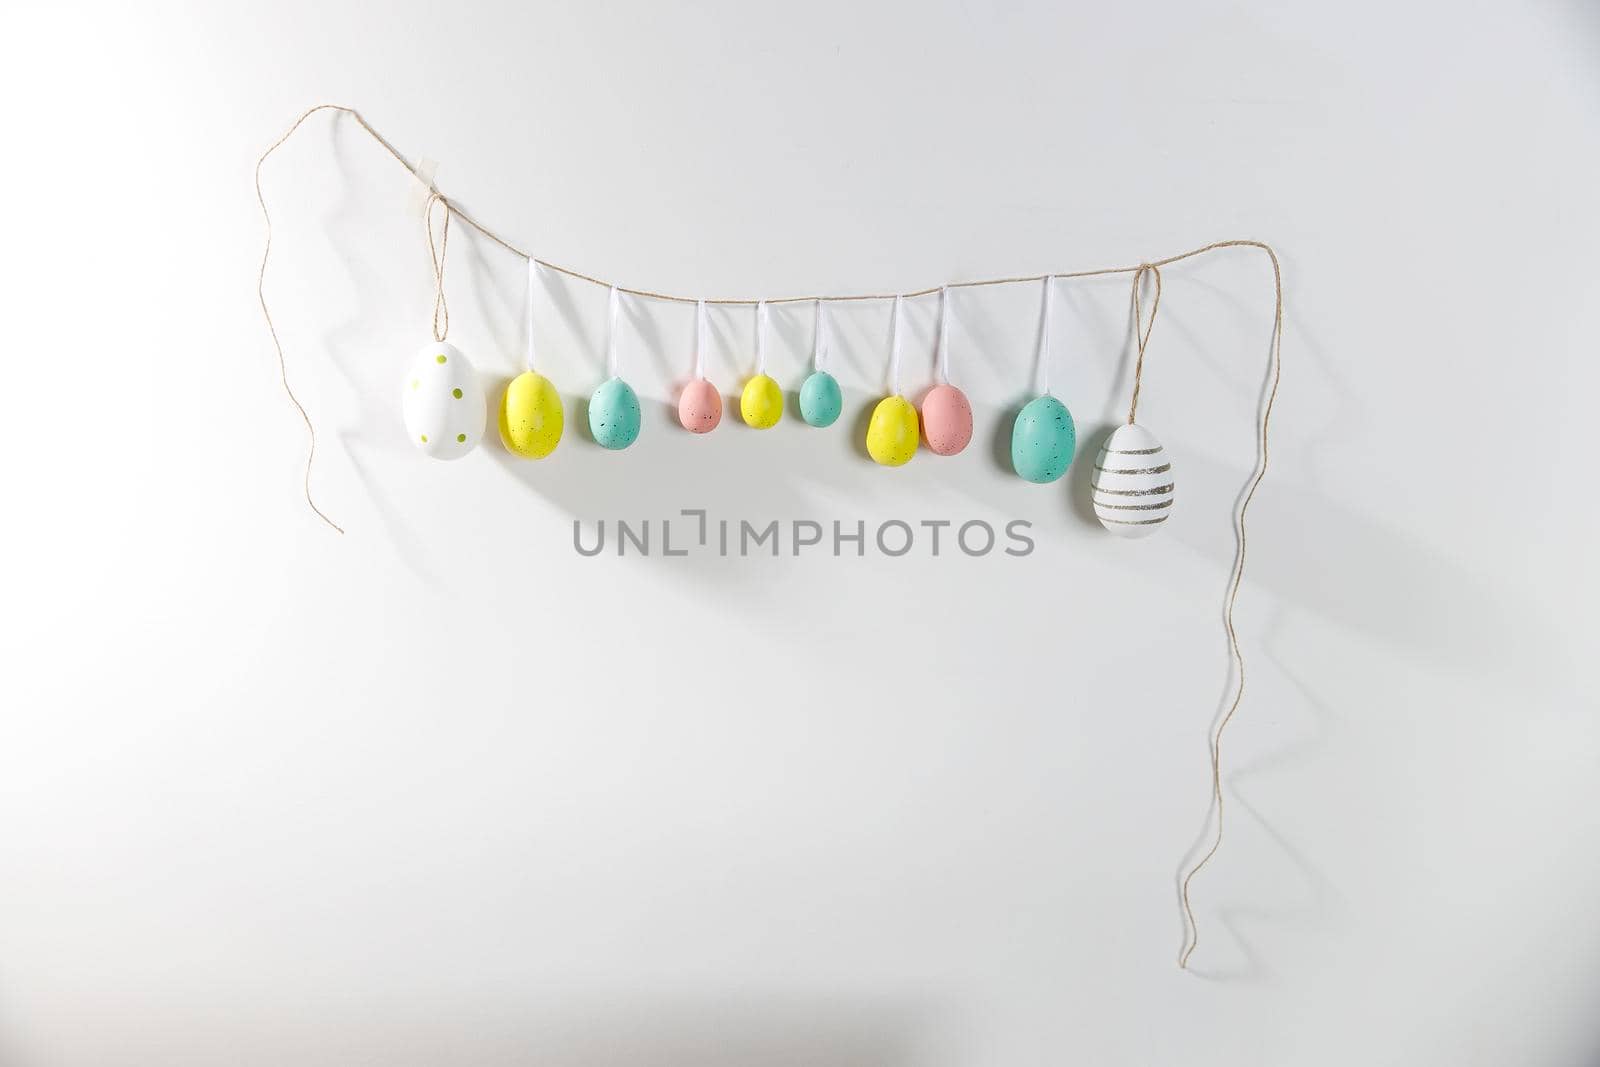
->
[[755, 300, 768, 376], [525, 257, 539, 373], [812, 299, 828, 372], [607, 285, 622, 379], [937, 286, 952, 385], [695, 298, 707, 380], [889, 294, 904, 395], [1038, 275, 1055, 396]]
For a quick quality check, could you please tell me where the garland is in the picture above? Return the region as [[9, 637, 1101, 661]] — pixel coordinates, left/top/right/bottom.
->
[[257, 104, 1285, 970]]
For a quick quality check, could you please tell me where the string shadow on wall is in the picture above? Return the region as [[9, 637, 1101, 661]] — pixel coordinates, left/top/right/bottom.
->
[[313, 123, 464, 582], [1170, 605, 1346, 982]]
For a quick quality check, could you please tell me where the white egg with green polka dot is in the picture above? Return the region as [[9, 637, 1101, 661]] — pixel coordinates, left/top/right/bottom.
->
[[402, 341, 486, 460]]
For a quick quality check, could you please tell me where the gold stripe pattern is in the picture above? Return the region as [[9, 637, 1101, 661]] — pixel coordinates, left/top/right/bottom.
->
[[1090, 482, 1175, 496], [1094, 462, 1172, 475], [1099, 514, 1169, 526], [1094, 499, 1174, 511]]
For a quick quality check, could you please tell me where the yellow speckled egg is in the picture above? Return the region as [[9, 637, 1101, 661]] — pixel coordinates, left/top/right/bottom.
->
[[867, 394, 919, 466], [498, 371, 564, 458], [740, 374, 784, 429]]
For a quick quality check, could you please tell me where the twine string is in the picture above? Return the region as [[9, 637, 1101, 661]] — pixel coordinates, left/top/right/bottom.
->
[[252, 106, 354, 534], [1127, 263, 1162, 425], [1177, 243, 1284, 971], [256, 107, 1285, 971], [425, 191, 451, 343], [259, 107, 1277, 307]]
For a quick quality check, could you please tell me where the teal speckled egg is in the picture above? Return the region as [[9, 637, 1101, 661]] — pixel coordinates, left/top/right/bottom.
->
[[588, 376, 641, 450], [1011, 394, 1076, 483], [799, 370, 842, 427]]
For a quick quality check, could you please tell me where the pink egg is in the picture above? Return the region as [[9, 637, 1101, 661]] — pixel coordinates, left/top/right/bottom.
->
[[678, 378, 723, 433], [921, 383, 973, 456]]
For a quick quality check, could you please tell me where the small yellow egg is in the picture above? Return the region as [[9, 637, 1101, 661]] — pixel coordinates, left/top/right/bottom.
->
[[498, 371, 564, 458], [867, 394, 919, 466], [740, 374, 784, 429]]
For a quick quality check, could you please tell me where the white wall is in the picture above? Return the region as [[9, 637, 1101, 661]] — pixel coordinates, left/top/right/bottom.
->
[[4, 2, 1599, 1064]]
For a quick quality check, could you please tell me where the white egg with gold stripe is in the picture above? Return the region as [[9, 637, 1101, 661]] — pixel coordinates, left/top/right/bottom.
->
[[1092, 423, 1173, 538]]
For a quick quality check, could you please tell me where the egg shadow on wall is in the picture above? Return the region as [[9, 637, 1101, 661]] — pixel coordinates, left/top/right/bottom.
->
[[978, 397, 1093, 526], [482, 389, 889, 600], [988, 399, 1024, 478], [1171, 606, 1344, 982], [570, 394, 594, 446], [337, 427, 451, 588], [1069, 423, 1119, 527], [651, 397, 680, 435], [475, 274, 1131, 599], [848, 398, 876, 464]]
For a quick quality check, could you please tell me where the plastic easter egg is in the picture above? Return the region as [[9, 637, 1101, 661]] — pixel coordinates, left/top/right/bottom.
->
[[1092, 423, 1173, 537], [921, 383, 973, 456], [588, 376, 641, 450], [1010, 394, 1076, 483], [799, 370, 842, 427], [866, 395, 919, 466], [402, 341, 486, 460], [498, 371, 564, 458], [678, 377, 723, 433], [740, 374, 784, 429]]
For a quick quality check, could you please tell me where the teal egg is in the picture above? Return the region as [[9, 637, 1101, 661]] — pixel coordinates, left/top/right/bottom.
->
[[1011, 394, 1076, 483], [799, 370, 842, 427], [588, 376, 641, 450]]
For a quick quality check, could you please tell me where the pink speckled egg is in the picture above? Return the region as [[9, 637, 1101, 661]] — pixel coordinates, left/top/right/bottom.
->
[[921, 383, 973, 456], [677, 377, 723, 433]]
